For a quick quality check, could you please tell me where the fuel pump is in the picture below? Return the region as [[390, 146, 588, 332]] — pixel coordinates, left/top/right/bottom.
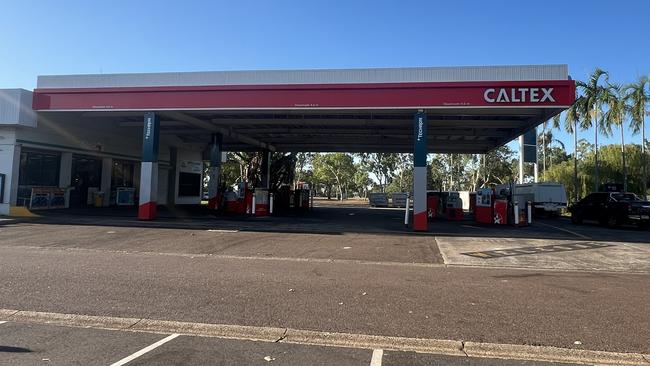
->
[[225, 181, 253, 214], [446, 192, 463, 220], [294, 182, 311, 210], [475, 188, 493, 224], [254, 188, 269, 216], [492, 186, 509, 225]]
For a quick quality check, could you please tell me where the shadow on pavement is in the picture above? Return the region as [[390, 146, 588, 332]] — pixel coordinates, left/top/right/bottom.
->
[[3, 203, 649, 244]]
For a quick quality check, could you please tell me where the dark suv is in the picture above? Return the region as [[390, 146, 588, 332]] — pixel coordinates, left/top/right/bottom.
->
[[569, 192, 650, 228]]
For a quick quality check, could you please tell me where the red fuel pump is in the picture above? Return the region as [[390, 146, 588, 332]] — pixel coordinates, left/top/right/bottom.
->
[[475, 184, 526, 226], [427, 194, 440, 220], [254, 188, 269, 216], [225, 182, 253, 214], [475, 188, 493, 224], [446, 194, 464, 220], [493, 199, 508, 225]]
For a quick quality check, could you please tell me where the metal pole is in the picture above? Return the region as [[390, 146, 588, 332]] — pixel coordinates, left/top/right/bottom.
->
[[542, 130, 546, 181], [527, 201, 532, 224], [594, 109, 599, 193], [251, 194, 256, 215], [269, 193, 274, 214], [404, 196, 410, 227], [574, 121, 579, 202], [533, 163, 539, 183], [641, 116, 648, 199], [513, 201, 519, 226], [518, 135, 525, 184]]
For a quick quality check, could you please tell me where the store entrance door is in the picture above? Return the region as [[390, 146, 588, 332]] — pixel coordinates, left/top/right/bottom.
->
[[70, 155, 102, 207]]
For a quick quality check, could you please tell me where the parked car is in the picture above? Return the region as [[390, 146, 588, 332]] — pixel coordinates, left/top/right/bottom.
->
[[569, 192, 650, 228]]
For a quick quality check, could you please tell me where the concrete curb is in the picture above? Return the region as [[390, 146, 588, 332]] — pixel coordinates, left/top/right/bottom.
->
[[8, 310, 141, 330], [284, 329, 464, 356], [132, 319, 287, 342], [2, 308, 648, 365], [464, 341, 650, 365]]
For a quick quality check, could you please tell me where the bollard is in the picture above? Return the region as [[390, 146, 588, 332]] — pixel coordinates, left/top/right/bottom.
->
[[527, 201, 532, 224], [513, 201, 519, 226], [404, 197, 410, 227], [251, 194, 256, 215], [270, 193, 274, 214], [310, 190, 314, 210]]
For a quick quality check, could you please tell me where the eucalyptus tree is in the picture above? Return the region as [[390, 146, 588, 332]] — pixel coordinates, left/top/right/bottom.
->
[[552, 99, 581, 201], [576, 68, 610, 192], [356, 153, 398, 193], [602, 83, 630, 191], [625, 76, 649, 198], [538, 125, 566, 180], [539, 119, 550, 180]]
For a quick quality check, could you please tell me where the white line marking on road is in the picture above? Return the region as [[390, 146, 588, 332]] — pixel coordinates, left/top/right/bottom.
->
[[4, 309, 649, 365], [109, 333, 179, 366], [370, 349, 383, 366], [535, 222, 590, 239]]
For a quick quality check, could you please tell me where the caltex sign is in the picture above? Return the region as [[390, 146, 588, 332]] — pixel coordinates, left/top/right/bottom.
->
[[483, 87, 555, 103]]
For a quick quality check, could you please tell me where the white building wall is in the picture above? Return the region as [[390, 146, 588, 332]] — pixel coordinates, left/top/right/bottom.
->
[[0, 128, 20, 215], [11, 118, 203, 208], [0, 89, 36, 127], [0, 94, 205, 211]]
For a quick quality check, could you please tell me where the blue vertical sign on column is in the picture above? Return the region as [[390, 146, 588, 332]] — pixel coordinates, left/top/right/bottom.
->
[[413, 112, 428, 231], [207, 133, 222, 209], [138, 112, 160, 220]]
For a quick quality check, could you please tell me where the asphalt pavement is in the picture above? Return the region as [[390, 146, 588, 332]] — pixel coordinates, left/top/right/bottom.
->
[[0, 204, 649, 365], [0, 321, 584, 365]]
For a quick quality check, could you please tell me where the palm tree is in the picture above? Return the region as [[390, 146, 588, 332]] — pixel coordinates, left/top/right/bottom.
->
[[625, 76, 649, 199], [603, 83, 629, 191], [576, 68, 610, 192], [553, 100, 581, 202]]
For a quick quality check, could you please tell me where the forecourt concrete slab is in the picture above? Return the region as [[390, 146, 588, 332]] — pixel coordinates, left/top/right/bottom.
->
[[436, 236, 650, 273]]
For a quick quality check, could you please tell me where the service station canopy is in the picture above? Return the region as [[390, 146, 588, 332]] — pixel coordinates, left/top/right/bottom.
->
[[32, 65, 576, 153]]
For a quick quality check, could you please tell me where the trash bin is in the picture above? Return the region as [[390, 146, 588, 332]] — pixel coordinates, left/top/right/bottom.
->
[[94, 191, 105, 207]]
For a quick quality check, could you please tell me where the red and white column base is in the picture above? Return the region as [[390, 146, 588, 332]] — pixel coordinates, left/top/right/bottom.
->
[[413, 166, 428, 231], [206, 166, 219, 209], [138, 161, 158, 220]]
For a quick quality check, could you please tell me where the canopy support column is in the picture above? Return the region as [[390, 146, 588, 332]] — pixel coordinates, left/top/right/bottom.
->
[[413, 111, 428, 232], [207, 133, 222, 209], [138, 112, 160, 220], [260, 150, 271, 189]]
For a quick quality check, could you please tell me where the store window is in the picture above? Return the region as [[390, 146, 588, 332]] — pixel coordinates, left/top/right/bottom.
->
[[111, 160, 135, 188], [19, 149, 61, 187], [17, 149, 61, 206]]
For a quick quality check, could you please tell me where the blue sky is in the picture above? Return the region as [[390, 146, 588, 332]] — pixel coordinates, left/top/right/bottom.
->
[[1, 0, 649, 148]]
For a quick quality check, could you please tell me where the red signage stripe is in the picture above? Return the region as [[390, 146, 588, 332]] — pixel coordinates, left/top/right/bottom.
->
[[33, 80, 576, 110]]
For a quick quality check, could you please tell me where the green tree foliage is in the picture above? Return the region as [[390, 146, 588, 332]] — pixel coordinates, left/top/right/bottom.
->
[[624, 76, 650, 198], [356, 153, 399, 193], [546, 144, 649, 202], [312, 153, 357, 200], [481, 146, 517, 187], [575, 68, 610, 190]]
